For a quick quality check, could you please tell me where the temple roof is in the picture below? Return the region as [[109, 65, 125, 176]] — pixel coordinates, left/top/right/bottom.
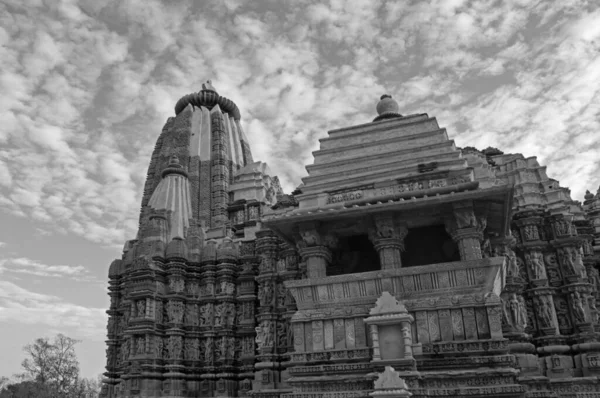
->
[[299, 112, 472, 198]]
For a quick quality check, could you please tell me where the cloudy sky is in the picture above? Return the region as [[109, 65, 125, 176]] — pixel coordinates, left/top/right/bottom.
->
[[1, 0, 599, 380]]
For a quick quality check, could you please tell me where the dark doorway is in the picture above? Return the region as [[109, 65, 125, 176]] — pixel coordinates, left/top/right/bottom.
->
[[328, 234, 380, 276], [402, 225, 460, 267]]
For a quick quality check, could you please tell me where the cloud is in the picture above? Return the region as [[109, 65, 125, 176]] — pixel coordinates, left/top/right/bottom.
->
[[0, 0, 598, 252], [0, 281, 106, 341], [0, 257, 100, 282]]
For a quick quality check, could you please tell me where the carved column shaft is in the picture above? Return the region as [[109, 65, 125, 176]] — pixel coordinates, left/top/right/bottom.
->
[[452, 228, 483, 261], [370, 324, 381, 361], [299, 246, 331, 278]]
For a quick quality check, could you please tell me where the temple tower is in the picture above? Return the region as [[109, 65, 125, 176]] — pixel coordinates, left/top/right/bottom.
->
[[101, 82, 286, 398], [102, 86, 600, 398]]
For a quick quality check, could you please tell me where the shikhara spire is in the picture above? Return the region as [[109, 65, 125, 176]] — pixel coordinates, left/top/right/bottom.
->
[[102, 91, 600, 398]]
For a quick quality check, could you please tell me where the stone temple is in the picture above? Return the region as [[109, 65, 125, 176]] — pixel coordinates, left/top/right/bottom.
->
[[101, 82, 600, 398]]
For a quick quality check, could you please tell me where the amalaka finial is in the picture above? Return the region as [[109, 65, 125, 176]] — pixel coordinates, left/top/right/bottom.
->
[[201, 80, 217, 93]]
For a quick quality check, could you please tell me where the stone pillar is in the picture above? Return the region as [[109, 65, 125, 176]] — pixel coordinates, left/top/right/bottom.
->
[[368, 214, 408, 269], [210, 108, 230, 229], [254, 229, 280, 391], [199, 240, 218, 396], [276, 242, 300, 390], [296, 222, 336, 278], [236, 240, 259, 397], [445, 201, 484, 261], [212, 238, 238, 397], [102, 260, 123, 398]]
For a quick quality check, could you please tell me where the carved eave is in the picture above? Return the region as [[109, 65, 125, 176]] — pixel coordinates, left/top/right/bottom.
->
[[264, 184, 514, 246]]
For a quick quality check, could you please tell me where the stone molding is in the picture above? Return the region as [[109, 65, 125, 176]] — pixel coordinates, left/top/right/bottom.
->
[[285, 257, 504, 310]]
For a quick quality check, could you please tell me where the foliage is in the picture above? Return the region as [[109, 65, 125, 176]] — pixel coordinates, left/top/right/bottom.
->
[[0, 334, 101, 398]]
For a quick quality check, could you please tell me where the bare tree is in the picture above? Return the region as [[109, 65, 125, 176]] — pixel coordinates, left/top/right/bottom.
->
[[20, 334, 81, 397]]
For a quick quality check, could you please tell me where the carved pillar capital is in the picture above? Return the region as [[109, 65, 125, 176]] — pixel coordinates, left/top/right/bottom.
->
[[368, 214, 408, 269], [445, 203, 485, 261], [368, 214, 408, 241], [549, 214, 577, 240]]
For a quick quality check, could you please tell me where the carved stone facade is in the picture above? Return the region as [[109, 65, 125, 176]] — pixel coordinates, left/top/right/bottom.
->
[[102, 89, 600, 397]]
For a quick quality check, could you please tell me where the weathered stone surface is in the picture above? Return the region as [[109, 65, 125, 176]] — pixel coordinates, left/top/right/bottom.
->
[[102, 90, 600, 398]]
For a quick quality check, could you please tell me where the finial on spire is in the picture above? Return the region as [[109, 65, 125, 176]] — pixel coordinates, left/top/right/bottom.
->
[[161, 154, 187, 178], [202, 80, 217, 93], [374, 94, 402, 122]]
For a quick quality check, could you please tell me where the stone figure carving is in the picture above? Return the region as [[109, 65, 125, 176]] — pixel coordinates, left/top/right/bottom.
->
[[225, 303, 236, 326], [220, 281, 235, 295], [526, 252, 546, 279], [168, 336, 182, 359], [509, 294, 519, 327], [240, 379, 252, 391], [517, 296, 528, 330], [277, 258, 286, 272], [167, 301, 184, 324], [155, 301, 163, 324], [259, 282, 274, 307], [184, 339, 195, 360], [118, 312, 127, 334], [185, 303, 199, 326], [536, 297, 554, 328], [170, 278, 185, 293], [187, 281, 199, 298], [571, 247, 586, 277], [136, 300, 146, 318], [572, 292, 587, 323], [214, 303, 224, 327], [255, 322, 275, 350], [589, 299, 599, 325], [192, 339, 200, 360], [287, 321, 294, 347], [136, 337, 145, 355], [554, 219, 571, 237], [277, 284, 286, 308], [300, 229, 320, 246], [511, 228, 521, 244], [277, 322, 287, 348], [121, 339, 130, 362], [199, 304, 213, 326], [155, 336, 163, 359], [454, 208, 476, 229], [215, 338, 225, 361], [248, 206, 258, 220], [226, 337, 235, 359], [242, 336, 253, 354], [255, 326, 263, 348], [506, 249, 519, 277], [523, 225, 539, 241], [204, 338, 213, 363], [481, 238, 491, 258]]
